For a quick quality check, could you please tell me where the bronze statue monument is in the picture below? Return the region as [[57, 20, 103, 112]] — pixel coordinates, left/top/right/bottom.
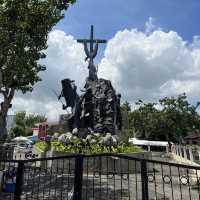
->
[[77, 25, 106, 81], [59, 25, 121, 136]]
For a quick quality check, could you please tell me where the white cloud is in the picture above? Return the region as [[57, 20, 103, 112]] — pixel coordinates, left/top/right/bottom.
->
[[98, 28, 200, 104], [10, 20, 200, 120], [10, 97, 66, 123], [10, 30, 88, 122], [145, 17, 157, 34]]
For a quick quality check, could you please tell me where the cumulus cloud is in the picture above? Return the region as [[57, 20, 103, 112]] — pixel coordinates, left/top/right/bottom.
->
[[145, 17, 157, 34], [10, 30, 88, 122], [10, 97, 66, 122], [98, 28, 200, 104], [10, 20, 200, 120]]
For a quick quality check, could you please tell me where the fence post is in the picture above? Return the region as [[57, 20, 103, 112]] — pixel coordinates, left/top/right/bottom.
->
[[73, 154, 83, 200], [141, 159, 149, 200], [14, 161, 25, 200]]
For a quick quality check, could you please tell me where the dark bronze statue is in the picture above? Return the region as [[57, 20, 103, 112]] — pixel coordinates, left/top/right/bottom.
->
[[77, 25, 106, 81], [59, 26, 121, 136]]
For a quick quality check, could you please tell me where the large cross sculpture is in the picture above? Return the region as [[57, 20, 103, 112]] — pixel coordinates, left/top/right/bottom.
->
[[77, 25, 107, 80]]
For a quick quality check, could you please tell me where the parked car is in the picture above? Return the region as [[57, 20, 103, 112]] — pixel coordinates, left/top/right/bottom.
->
[[13, 142, 32, 153]]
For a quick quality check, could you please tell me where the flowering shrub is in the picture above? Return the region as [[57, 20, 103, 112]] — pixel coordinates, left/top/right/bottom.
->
[[35, 137, 142, 154]]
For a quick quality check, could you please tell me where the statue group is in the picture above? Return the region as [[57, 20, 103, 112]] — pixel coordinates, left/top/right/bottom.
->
[[59, 26, 122, 137]]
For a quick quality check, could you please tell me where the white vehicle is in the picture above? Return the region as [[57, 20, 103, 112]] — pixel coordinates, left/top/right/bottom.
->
[[13, 142, 38, 159], [13, 142, 32, 153]]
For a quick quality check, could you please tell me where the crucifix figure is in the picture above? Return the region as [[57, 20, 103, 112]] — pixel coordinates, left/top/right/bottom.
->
[[77, 25, 107, 81]]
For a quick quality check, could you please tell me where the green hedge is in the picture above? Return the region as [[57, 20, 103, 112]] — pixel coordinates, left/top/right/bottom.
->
[[35, 139, 142, 154]]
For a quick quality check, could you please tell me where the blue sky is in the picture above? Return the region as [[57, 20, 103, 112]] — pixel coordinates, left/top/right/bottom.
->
[[56, 0, 200, 43], [12, 0, 200, 120]]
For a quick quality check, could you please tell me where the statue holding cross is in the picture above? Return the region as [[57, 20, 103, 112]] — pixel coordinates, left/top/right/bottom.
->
[[77, 25, 107, 81], [59, 25, 122, 136]]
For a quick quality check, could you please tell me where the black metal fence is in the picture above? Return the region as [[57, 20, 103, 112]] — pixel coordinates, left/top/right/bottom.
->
[[0, 153, 200, 200]]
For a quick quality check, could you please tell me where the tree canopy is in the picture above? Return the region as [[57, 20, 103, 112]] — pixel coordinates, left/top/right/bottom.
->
[[10, 111, 47, 138], [0, 0, 75, 138], [124, 94, 200, 142]]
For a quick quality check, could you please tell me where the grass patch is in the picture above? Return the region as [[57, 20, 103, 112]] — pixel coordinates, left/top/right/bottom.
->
[[34, 141, 50, 152]]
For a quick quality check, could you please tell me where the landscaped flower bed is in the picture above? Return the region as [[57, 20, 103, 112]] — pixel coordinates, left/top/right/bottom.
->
[[35, 134, 142, 154]]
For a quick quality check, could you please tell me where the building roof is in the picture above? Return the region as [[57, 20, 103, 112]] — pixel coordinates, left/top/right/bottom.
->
[[129, 138, 169, 147], [184, 131, 200, 140]]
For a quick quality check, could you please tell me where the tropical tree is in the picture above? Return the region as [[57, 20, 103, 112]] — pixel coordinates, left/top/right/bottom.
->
[[119, 101, 133, 142], [10, 111, 46, 138], [0, 0, 75, 139], [129, 100, 159, 139], [129, 94, 200, 142], [158, 93, 200, 141], [121, 101, 131, 112]]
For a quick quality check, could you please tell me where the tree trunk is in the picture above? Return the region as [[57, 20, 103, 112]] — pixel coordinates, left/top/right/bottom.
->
[[0, 88, 15, 140], [0, 113, 7, 140]]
